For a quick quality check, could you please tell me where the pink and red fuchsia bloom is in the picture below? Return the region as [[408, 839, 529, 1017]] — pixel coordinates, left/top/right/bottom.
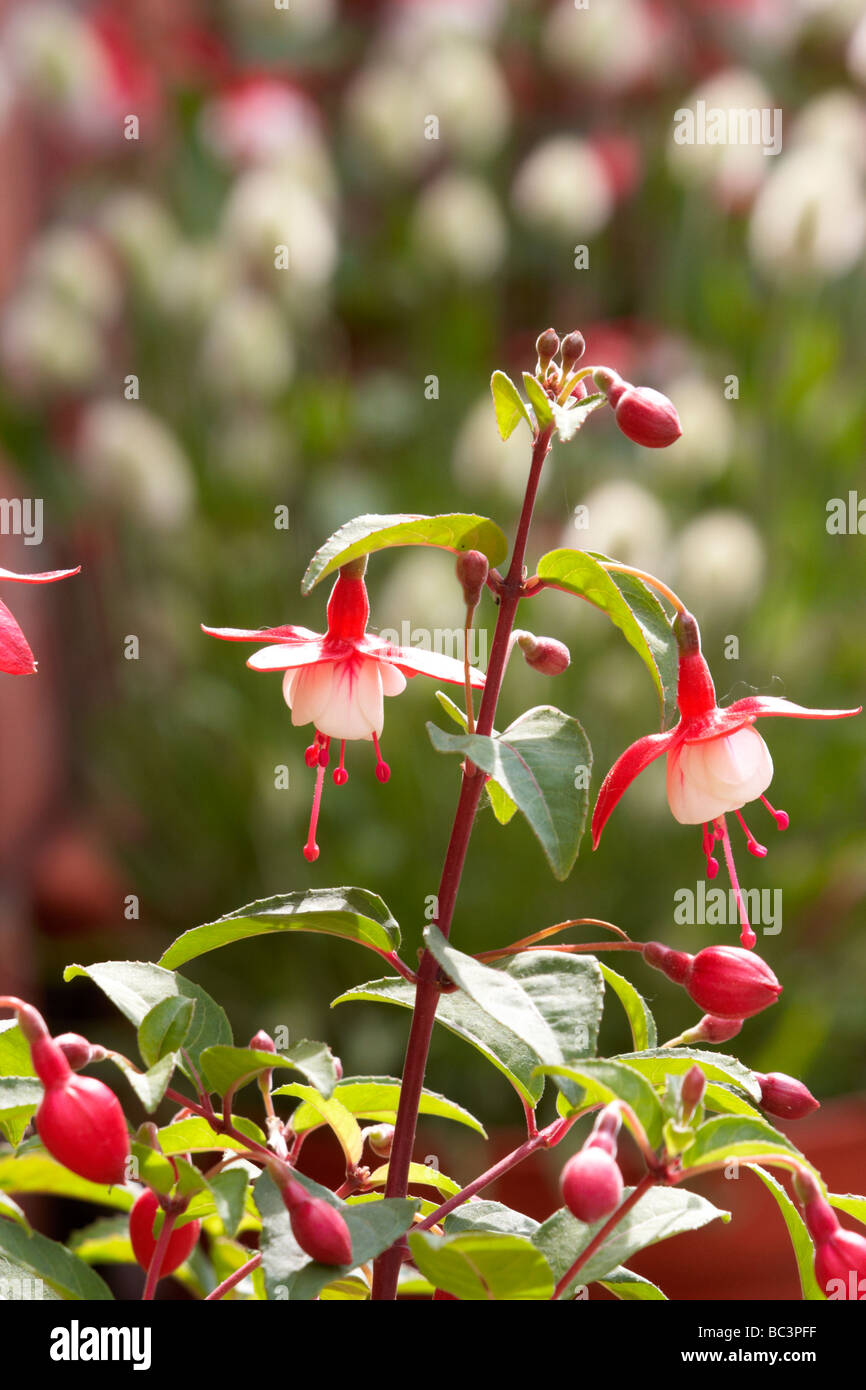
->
[[204, 561, 485, 861], [0, 564, 81, 674], [592, 610, 860, 947]]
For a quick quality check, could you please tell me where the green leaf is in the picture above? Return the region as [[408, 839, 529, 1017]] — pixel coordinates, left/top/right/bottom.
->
[[0, 1189, 29, 1228], [618, 1049, 762, 1103], [0, 1255, 62, 1299], [536, 549, 677, 727], [829, 1193, 866, 1227], [598, 1266, 667, 1301], [0, 1077, 42, 1147], [333, 977, 545, 1107], [110, 1053, 177, 1113], [750, 1166, 824, 1301], [0, 1151, 134, 1211], [200, 1042, 338, 1100], [138, 996, 194, 1069], [301, 513, 509, 594], [428, 704, 592, 880], [156, 1115, 266, 1156], [551, 392, 605, 442], [0, 1020, 35, 1077], [285, 1076, 486, 1139], [69, 1217, 135, 1267], [159, 887, 401, 969], [203, 1169, 249, 1239], [702, 1083, 764, 1119], [444, 1201, 540, 1239], [534, 1188, 730, 1294], [680, 1116, 801, 1171], [522, 372, 553, 427], [254, 1170, 417, 1301], [410, 1230, 554, 1300], [320, 1274, 370, 1301], [490, 370, 531, 440], [273, 1085, 364, 1166], [366, 1161, 461, 1200], [424, 924, 564, 1070], [537, 1059, 665, 1148], [0, 1218, 114, 1300], [63, 960, 232, 1081], [129, 1143, 177, 1197], [500, 952, 604, 1098], [434, 692, 517, 825], [598, 964, 657, 1051]]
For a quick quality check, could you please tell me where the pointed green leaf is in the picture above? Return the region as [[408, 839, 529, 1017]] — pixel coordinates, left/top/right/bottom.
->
[[428, 704, 592, 880], [283, 1076, 486, 1139], [203, 1169, 249, 1239], [138, 996, 194, 1069], [0, 1150, 134, 1211], [111, 1053, 177, 1113], [598, 964, 657, 1051], [0, 1078, 42, 1147], [69, 1217, 135, 1266], [0, 1190, 29, 1228], [537, 548, 677, 727], [680, 1116, 801, 1171], [332, 977, 545, 1106], [434, 691, 517, 824], [155, 1115, 265, 1156], [302, 513, 508, 594], [490, 370, 531, 440], [367, 1161, 461, 1199], [551, 391, 605, 441], [618, 1049, 762, 1102], [159, 887, 401, 968], [0, 1020, 35, 1077], [444, 1201, 540, 1239], [522, 372, 553, 427], [750, 1165, 824, 1300], [500, 951, 604, 1071], [63, 960, 231, 1081], [537, 1058, 664, 1148], [0, 1218, 114, 1300], [702, 1083, 764, 1119], [409, 1230, 554, 1300], [598, 1266, 667, 1300], [200, 1042, 338, 1100], [534, 1188, 730, 1295], [829, 1193, 866, 1227], [273, 1085, 364, 1166]]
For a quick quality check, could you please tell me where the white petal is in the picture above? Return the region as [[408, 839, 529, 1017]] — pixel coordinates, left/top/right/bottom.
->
[[289, 662, 336, 728], [313, 657, 382, 740], [379, 661, 407, 697], [666, 728, 773, 825]]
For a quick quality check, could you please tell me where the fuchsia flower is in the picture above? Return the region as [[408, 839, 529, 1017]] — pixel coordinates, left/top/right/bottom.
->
[[0, 565, 81, 675], [204, 562, 485, 862], [592, 610, 860, 947]]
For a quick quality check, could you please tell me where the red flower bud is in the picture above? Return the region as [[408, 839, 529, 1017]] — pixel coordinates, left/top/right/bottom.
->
[[560, 1147, 624, 1224], [281, 1180, 353, 1266], [755, 1072, 819, 1121], [586, 1103, 621, 1158], [53, 1032, 101, 1071], [456, 550, 489, 609], [516, 632, 571, 676], [250, 1029, 276, 1053], [613, 384, 682, 449], [681, 1064, 706, 1120], [690, 1014, 744, 1045], [814, 1229, 866, 1299], [129, 1189, 201, 1277], [560, 331, 585, 373], [33, 1034, 130, 1186], [535, 327, 560, 373], [643, 943, 781, 1019]]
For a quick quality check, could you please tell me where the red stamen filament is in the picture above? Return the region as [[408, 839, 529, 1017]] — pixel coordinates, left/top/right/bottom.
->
[[303, 763, 326, 863], [701, 823, 719, 879], [333, 740, 348, 786], [372, 732, 390, 783], [717, 815, 757, 949], [734, 808, 767, 858], [318, 735, 331, 768], [760, 794, 789, 831]]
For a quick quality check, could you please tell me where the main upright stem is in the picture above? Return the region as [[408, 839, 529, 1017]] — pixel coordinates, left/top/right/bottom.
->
[[371, 424, 554, 1300]]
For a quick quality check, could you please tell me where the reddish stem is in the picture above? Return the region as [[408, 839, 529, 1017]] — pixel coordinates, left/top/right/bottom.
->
[[205, 1252, 262, 1301], [142, 1208, 180, 1301], [371, 424, 555, 1301]]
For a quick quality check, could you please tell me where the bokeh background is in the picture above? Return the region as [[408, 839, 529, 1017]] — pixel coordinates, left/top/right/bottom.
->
[[0, 0, 864, 1298]]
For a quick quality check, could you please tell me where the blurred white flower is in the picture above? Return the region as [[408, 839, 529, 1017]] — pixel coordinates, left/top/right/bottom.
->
[[650, 374, 735, 483], [3, 2, 109, 128], [543, 0, 661, 90], [209, 411, 291, 486], [849, 11, 866, 84], [222, 167, 338, 299], [199, 78, 335, 199], [25, 227, 121, 324], [344, 63, 430, 177], [453, 396, 543, 504], [0, 290, 104, 393], [99, 192, 178, 294], [748, 148, 866, 282], [418, 43, 510, 159], [151, 243, 238, 323], [200, 290, 295, 402], [674, 510, 766, 617], [567, 480, 669, 574], [412, 173, 506, 281], [79, 402, 194, 530], [224, 0, 335, 40], [386, 0, 504, 53], [667, 69, 776, 208], [789, 89, 866, 169], [512, 137, 614, 241]]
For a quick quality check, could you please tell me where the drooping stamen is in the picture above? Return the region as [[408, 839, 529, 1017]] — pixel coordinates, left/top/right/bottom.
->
[[372, 732, 390, 784], [717, 815, 757, 949], [333, 740, 348, 786], [317, 735, 331, 768], [701, 823, 719, 879], [760, 794, 789, 831], [303, 763, 326, 863], [304, 741, 320, 769], [734, 808, 767, 858]]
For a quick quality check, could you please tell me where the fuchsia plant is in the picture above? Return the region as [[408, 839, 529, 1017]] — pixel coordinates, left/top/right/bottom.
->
[[1, 328, 865, 1304]]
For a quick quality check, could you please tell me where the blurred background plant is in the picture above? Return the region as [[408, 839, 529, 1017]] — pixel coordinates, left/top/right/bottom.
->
[[0, 0, 864, 1296]]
